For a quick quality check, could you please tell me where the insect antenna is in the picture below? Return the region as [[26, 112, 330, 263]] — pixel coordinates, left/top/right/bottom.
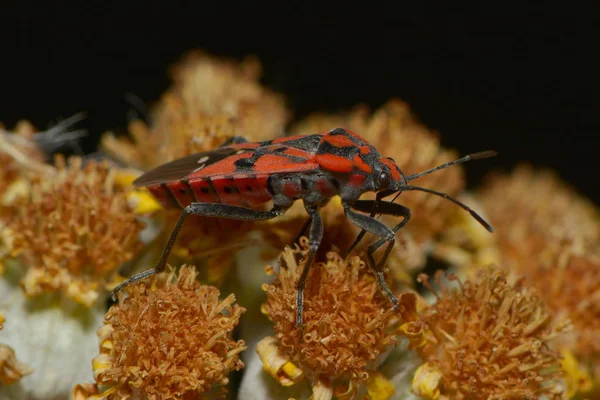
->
[[406, 150, 497, 182], [402, 185, 493, 232]]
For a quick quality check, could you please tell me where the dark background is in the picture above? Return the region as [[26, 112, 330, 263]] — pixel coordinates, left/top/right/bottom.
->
[[2, 2, 599, 202]]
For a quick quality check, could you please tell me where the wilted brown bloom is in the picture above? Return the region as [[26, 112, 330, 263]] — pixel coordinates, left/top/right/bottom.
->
[[0, 312, 33, 385], [88, 265, 246, 399], [477, 165, 600, 386], [404, 269, 565, 399], [1, 156, 143, 306], [260, 238, 417, 399], [101, 50, 289, 169], [478, 165, 600, 266]]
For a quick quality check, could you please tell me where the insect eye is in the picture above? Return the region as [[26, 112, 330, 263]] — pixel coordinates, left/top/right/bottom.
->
[[377, 171, 391, 188]]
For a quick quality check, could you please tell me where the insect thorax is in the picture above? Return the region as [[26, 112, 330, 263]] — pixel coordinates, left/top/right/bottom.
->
[[267, 169, 366, 208]]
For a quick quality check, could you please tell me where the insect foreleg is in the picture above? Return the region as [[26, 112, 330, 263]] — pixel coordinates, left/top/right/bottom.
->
[[355, 201, 411, 266], [294, 207, 323, 328], [345, 190, 397, 256], [111, 203, 286, 301], [343, 200, 411, 308]]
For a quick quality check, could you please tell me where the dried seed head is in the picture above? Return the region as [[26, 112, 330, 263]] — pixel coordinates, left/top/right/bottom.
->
[[1, 156, 144, 306], [261, 239, 416, 396], [90, 265, 246, 399], [405, 269, 565, 399], [477, 165, 600, 379], [101, 51, 289, 169]]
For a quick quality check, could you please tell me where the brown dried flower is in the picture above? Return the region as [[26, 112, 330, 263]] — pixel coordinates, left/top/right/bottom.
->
[[404, 269, 565, 399], [88, 265, 246, 399], [260, 238, 417, 398], [477, 165, 600, 384], [478, 165, 600, 267], [101, 50, 289, 169], [1, 156, 144, 306]]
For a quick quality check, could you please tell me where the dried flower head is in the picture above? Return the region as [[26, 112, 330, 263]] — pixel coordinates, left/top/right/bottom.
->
[[260, 238, 417, 398], [478, 165, 600, 265], [1, 156, 144, 306], [89, 265, 246, 399], [0, 313, 33, 385], [404, 269, 566, 399], [477, 165, 600, 385], [101, 50, 289, 169]]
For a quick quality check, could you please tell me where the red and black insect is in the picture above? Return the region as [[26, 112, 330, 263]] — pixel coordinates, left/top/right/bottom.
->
[[112, 128, 496, 326]]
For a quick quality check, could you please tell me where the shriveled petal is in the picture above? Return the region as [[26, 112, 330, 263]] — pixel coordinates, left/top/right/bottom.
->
[[411, 362, 442, 400], [256, 336, 304, 386]]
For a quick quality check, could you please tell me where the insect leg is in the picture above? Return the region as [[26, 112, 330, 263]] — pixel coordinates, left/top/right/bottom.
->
[[351, 200, 412, 266], [343, 200, 411, 308], [345, 190, 396, 256], [111, 203, 286, 301], [294, 207, 323, 328]]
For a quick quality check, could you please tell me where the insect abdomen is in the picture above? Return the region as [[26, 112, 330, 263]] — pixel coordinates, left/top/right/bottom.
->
[[147, 175, 272, 210]]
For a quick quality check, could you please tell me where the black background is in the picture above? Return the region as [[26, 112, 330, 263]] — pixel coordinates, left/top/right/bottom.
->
[[2, 2, 599, 203]]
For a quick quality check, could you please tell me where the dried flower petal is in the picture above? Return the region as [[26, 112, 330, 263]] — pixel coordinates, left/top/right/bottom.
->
[[561, 349, 593, 397], [262, 238, 406, 395], [407, 269, 566, 399], [89, 265, 246, 399], [411, 362, 442, 400], [0, 313, 33, 386], [365, 370, 396, 400], [257, 336, 304, 386], [0, 344, 33, 385], [1, 156, 143, 306]]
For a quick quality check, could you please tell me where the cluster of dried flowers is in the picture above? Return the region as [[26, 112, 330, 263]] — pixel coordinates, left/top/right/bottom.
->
[[1, 50, 598, 400]]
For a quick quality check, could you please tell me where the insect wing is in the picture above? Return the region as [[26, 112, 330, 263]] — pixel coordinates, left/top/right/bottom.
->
[[133, 146, 254, 187]]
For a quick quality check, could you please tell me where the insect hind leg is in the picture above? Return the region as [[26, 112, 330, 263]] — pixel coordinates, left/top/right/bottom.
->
[[294, 207, 323, 328], [111, 203, 286, 301]]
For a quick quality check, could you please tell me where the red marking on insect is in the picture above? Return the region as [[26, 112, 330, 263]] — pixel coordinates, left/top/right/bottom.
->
[[112, 128, 497, 328], [314, 153, 355, 172]]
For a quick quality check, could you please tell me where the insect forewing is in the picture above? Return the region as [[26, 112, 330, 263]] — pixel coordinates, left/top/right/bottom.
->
[[133, 147, 253, 187]]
